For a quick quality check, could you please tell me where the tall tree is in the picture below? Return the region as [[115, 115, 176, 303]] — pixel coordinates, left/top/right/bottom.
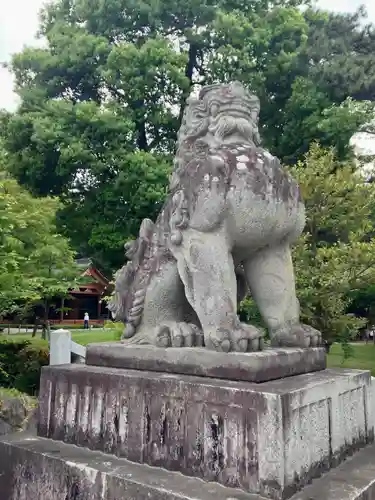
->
[[0, 174, 81, 335], [240, 144, 375, 343], [1, 1, 375, 272], [275, 8, 375, 162], [291, 144, 375, 342]]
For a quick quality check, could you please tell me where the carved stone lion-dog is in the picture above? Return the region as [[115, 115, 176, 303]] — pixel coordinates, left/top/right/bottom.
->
[[109, 81, 322, 352]]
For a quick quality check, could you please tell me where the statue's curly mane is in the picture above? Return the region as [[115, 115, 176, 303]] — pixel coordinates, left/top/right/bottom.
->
[[108, 262, 136, 321], [169, 97, 210, 191], [170, 82, 261, 191], [108, 220, 155, 336]]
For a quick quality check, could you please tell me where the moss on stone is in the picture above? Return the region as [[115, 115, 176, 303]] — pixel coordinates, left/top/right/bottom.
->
[[0, 388, 37, 435]]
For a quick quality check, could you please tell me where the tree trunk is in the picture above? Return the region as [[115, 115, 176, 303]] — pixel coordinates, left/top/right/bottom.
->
[[32, 315, 39, 337], [178, 43, 198, 125], [41, 300, 51, 341], [60, 297, 64, 321], [136, 120, 148, 151], [134, 100, 148, 151]]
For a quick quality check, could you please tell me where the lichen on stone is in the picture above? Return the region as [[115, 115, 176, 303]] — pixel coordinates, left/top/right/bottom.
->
[[0, 388, 37, 435]]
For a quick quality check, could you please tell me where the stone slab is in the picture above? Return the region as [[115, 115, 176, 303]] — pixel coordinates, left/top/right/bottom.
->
[[37, 364, 374, 500], [0, 432, 264, 500], [289, 440, 375, 500], [2, 433, 375, 500], [86, 343, 326, 383]]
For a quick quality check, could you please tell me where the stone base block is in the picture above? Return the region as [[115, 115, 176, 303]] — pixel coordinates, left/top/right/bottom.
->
[[38, 365, 374, 500], [0, 432, 262, 500], [86, 344, 326, 383], [2, 432, 375, 500]]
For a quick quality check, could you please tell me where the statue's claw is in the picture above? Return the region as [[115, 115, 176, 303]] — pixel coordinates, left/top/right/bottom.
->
[[206, 322, 264, 353], [230, 324, 264, 352], [204, 328, 230, 352], [155, 322, 204, 348], [271, 323, 322, 348]]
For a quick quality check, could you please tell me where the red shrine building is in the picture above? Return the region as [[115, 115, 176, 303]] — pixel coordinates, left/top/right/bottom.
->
[[49, 258, 111, 325]]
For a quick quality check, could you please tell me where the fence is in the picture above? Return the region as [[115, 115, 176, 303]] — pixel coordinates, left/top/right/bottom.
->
[[49, 319, 105, 326], [50, 329, 86, 365], [0, 319, 105, 335]]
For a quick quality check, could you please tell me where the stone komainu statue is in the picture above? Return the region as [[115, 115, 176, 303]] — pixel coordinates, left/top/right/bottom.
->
[[109, 81, 322, 352]]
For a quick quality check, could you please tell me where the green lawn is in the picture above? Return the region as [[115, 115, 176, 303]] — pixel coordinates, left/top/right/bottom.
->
[[0, 329, 121, 348], [1, 332, 375, 376], [327, 342, 375, 376]]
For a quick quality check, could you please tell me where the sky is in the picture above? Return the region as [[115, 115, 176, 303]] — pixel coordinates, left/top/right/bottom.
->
[[0, 0, 375, 152], [0, 0, 46, 111], [1, 0, 375, 110]]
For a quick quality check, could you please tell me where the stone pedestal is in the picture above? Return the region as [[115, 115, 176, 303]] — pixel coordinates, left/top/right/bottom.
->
[[85, 344, 326, 383], [36, 346, 374, 500]]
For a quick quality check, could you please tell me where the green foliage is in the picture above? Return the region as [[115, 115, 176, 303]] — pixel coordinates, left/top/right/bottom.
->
[[57, 151, 171, 271], [238, 297, 265, 329], [2, 1, 375, 273], [290, 144, 375, 341], [279, 81, 375, 163], [104, 320, 123, 340], [0, 340, 49, 395], [0, 175, 81, 321], [0, 387, 37, 403], [239, 145, 375, 343], [0, 176, 40, 316], [348, 284, 375, 327], [272, 7, 375, 162]]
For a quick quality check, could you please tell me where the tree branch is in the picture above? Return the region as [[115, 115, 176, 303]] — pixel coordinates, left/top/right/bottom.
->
[[135, 116, 148, 151], [178, 43, 198, 125]]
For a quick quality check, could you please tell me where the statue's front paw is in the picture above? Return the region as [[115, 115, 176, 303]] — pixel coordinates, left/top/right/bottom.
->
[[206, 323, 264, 353], [231, 323, 265, 352], [299, 324, 322, 347], [154, 322, 204, 348], [271, 323, 322, 348]]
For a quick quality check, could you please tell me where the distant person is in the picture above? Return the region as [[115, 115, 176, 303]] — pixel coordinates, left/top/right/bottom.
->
[[365, 328, 374, 344], [84, 312, 89, 330]]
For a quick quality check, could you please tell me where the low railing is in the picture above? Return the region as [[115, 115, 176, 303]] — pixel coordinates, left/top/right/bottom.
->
[[49, 319, 105, 325], [50, 329, 86, 365], [0, 319, 105, 334]]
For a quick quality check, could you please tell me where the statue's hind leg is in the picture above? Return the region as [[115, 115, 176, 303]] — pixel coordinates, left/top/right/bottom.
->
[[125, 259, 203, 347], [244, 243, 322, 347]]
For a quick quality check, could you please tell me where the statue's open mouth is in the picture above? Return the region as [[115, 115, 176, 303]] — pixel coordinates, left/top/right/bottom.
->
[[215, 106, 253, 121]]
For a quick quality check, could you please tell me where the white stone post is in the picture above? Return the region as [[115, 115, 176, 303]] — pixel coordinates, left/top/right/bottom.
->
[[50, 329, 72, 365]]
